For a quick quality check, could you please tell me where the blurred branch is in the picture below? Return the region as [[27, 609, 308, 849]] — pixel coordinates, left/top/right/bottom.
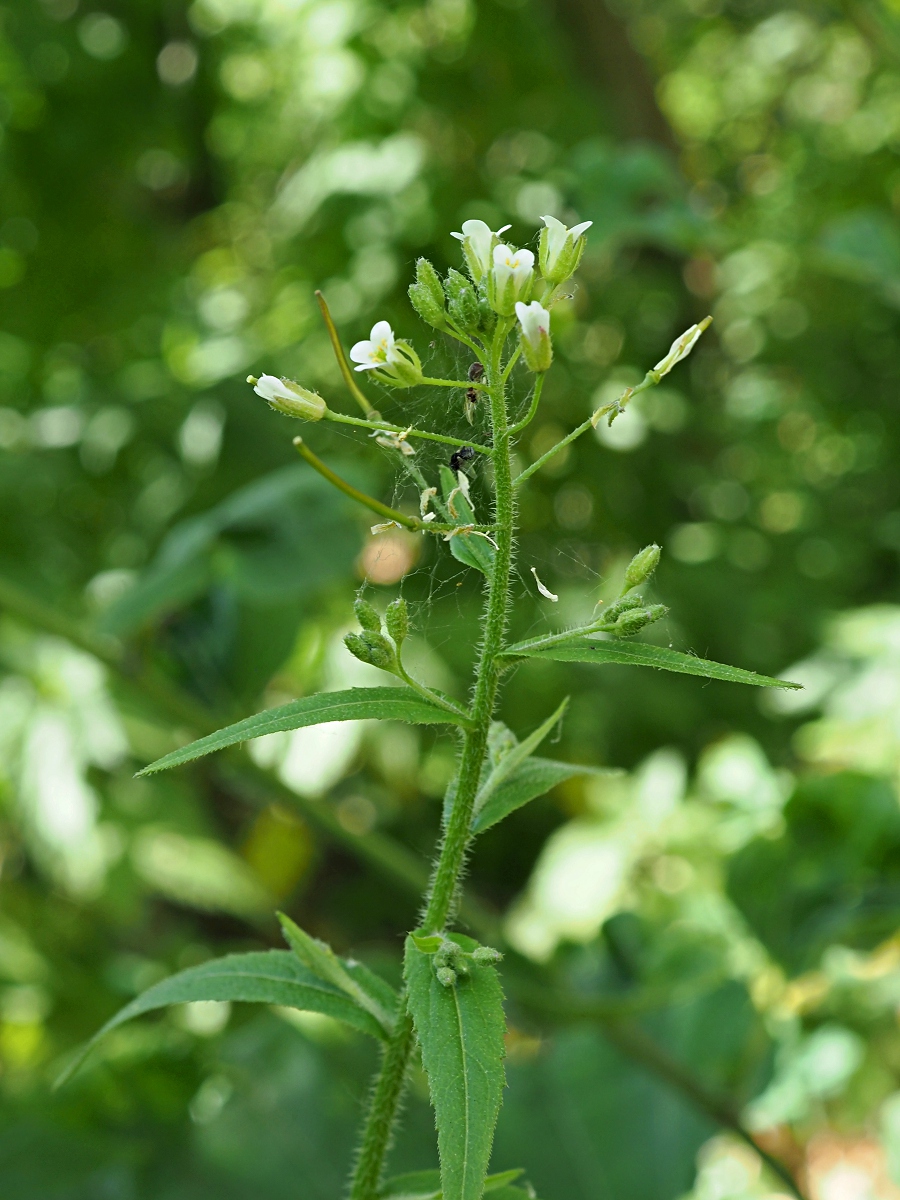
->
[[0, 567, 803, 1196]]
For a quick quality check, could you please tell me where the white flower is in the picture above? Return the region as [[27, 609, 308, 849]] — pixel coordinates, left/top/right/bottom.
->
[[350, 321, 398, 372], [515, 300, 552, 373], [492, 243, 534, 285], [489, 244, 535, 315], [249, 374, 326, 420], [451, 219, 511, 282], [538, 214, 592, 284], [652, 317, 712, 378]]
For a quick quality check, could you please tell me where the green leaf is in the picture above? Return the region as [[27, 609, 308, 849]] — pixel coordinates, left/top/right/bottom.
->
[[137, 687, 466, 776], [278, 913, 395, 1034], [380, 1169, 526, 1199], [472, 698, 569, 823], [57, 950, 398, 1087], [472, 756, 611, 835], [404, 935, 507, 1200], [503, 638, 800, 689], [381, 1170, 442, 1199], [440, 466, 495, 577]]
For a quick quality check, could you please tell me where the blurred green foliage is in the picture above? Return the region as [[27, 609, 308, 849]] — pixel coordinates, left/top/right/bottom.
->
[[5, 0, 900, 1196]]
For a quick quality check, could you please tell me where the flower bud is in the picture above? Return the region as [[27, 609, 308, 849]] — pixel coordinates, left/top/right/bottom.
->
[[614, 604, 668, 637], [538, 215, 592, 285], [385, 596, 409, 645], [613, 609, 654, 637], [651, 316, 712, 380], [514, 301, 552, 373], [250, 375, 326, 421], [488, 245, 534, 316], [436, 966, 457, 987], [408, 258, 446, 329], [445, 268, 481, 334], [598, 594, 643, 623], [471, 945, 503, 965], [354, 597, 382, 632], [623, 544, 661, 591], [344, 630, 396, 671]]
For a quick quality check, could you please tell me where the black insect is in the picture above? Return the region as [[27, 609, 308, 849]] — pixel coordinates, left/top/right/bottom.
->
[[464, 362, 483, 423], [449, 445, 476, 472]]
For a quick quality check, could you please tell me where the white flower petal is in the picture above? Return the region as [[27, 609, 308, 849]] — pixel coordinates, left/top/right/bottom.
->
[[531, 567, 558, 602]]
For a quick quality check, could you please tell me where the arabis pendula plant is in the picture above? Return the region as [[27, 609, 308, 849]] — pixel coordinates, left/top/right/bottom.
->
[[86, 208, 800, 1200]]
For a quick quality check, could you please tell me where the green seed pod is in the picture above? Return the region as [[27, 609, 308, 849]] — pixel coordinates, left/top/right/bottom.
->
[[471, 945, 503, 965], [385, 596, 409, 645], [344, 631, 395, 670], [408, 258, 446, 329], [435, 967, 457, 988], [623, 544, 661, 591], [354, 597, 382, 632]]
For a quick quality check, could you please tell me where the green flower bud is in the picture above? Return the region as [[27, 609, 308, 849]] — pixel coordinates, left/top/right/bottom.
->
[[408, 258, 446, 329], [385, 596, 409, 645], [601, 594, 644, 623], [250, 375, 327, 421], [445, 268, 481, 334], [435, 966, 457, 987], [344, 630, 396, 670], [613, 604, 668, 637], [471, 945, 503, 965], [354, 597, 382, 632], [613, 609, 654, 637], [623, 544, 661, 591]]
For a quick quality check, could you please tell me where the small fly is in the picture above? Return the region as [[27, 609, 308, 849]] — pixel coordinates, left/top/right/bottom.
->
[[449, 445, 476, 473]]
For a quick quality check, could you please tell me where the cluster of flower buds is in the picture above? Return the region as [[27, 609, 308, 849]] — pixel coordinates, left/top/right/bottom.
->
[[344, 596, 409, 671], [412, 932, 503, 988], [593, 544, 667, 637], [249, 375, 327, 421]]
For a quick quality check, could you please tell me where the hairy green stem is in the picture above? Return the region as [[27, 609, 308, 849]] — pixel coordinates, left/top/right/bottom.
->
[[349, 1008, 416, 1200], [346, 321, 515, 1199], [324, 408, 491, 454]]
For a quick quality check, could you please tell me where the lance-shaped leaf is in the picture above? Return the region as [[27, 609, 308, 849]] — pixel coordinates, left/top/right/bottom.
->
[[502, 638, 800, 689], [380, 1168, 526, 1199], [278, 913, 395, 1035], [138, 687, 466, 776], [57, 949, 399, 1087], [472, 698, 568, 823], [473, 756, 616, 835], [440, 466, 495, 577], [404, 935, 507, 1200]]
